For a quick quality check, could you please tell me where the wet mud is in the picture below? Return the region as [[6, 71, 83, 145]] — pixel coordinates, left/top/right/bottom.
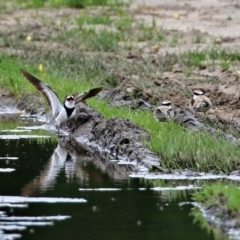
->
[[65, 102, 160, 171]]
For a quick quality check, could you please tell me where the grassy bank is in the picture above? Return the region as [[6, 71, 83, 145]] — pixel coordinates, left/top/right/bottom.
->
[[192, 182, 240, 239], [193, 182, 240, 212]]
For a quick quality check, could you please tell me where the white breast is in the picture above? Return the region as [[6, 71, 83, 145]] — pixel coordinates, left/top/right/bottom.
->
[[55, 107, 76, 126], [154, 107, 173, 122], [65, 101, 75, 109]]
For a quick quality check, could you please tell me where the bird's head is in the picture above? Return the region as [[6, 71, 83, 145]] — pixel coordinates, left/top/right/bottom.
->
[[65, 95, 75, 108], [161, 100, 172, 107], [193, 90, 204, 96]]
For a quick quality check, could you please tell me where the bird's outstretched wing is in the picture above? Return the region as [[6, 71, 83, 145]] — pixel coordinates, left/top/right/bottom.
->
[[75, 87, 103, 104], [20, 69, 62, 118]]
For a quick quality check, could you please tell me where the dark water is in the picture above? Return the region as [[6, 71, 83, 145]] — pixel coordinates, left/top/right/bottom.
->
[[0, 122, 214, 240]]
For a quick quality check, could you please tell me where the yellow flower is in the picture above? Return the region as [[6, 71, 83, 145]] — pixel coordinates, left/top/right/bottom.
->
[[38, 64, 43, 73], [26, 36, 32, 41], [172, 13, 179, 19], [151, 45, 159, 50]]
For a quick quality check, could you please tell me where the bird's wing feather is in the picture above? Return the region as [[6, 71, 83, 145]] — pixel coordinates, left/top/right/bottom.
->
[[75, 87, 103, 104], [20, 69, 62, 117]]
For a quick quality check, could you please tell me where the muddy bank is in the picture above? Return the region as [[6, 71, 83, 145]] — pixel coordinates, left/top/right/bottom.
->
[[2, 89, 240, 173], [101, 89, 240, 144], [64, 102, 161, 171]]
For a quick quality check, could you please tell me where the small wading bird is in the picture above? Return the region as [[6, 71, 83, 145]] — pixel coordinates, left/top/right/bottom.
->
[[20, 69, 102, 135], [189, 90, 212, 114], [154, 100, 175, 122]]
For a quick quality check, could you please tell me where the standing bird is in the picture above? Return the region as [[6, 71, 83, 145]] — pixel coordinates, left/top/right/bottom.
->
[[189, 90, 212, 114], [20, 69, 102, 134], [154, 100, 175, 122]]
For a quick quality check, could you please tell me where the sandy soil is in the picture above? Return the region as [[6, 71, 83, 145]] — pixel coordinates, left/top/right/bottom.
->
[[132, 0, 240, 39]]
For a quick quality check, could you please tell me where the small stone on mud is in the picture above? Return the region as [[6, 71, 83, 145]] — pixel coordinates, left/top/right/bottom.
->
[[126, 87, 133, 93]]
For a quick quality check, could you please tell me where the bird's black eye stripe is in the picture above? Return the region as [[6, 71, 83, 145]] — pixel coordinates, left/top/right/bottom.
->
[[163, 103, 171, 106], [193, 91, 203, 96]]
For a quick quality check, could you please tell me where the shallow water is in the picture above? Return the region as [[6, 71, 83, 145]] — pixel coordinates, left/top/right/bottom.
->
[[0, 113, 215, 240]]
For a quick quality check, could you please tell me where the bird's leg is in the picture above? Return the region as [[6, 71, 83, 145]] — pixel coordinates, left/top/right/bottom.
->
[[56, 122, 61, 137], [56, 121, 62, 137]]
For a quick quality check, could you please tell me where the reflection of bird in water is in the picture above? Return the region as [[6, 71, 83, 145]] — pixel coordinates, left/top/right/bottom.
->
[[20, 69, 102, 135], [64, 151, 76, 183], [21, 142, 88, 196]]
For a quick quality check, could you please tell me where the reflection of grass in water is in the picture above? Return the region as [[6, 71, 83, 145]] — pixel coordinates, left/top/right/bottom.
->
[[160, 188, 188, 202], [26, 135, 57, 144], [0, 118, 46, 135], [140, 179, 190, 202], [191, 182, 240, 240], [1, 130, 57, 144], [0, 117, 57, 143], [0, 117, 22, 130]]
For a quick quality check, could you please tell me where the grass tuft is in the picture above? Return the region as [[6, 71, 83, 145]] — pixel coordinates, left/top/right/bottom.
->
[[192, 182, 240, 238], [192, 182, 240, 211], [81, 28, 120, 51], [180, 47, 240, 68]]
